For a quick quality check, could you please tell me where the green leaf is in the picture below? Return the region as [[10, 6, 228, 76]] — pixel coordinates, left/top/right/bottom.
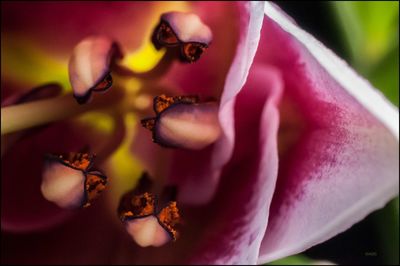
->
[[372, 197, 399, 265], [331, 3, 399, 264], [332, 1, 399, 73], [266, 254, 333, 265], [368, 46, 399, 106], [331, 2, 399, 108]]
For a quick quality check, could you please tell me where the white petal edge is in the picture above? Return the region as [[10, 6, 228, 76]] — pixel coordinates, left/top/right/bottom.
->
[[264, 2, 399, 140], [258, 2, 399, 263], [176, 1, 266, 205], [213, 1, 266, 179]]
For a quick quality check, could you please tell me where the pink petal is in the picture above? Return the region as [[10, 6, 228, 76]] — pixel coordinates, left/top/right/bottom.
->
[[164, 1, 266, 205], [187, 64, 283, 264], [257, 3, 399, 262], [111, 63, 283, 265]]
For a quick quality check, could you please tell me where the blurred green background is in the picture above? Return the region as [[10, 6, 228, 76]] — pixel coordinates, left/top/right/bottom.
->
[[267, 1, 399, 265]]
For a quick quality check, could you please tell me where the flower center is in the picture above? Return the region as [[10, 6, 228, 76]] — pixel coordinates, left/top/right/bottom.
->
[[3, 10, 216, 248]]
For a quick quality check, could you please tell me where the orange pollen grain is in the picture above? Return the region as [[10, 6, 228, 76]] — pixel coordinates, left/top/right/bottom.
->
[[157, 201, 180, 240], [154, 94, 176, 113], [65, 153, 91, 170], [131, 192, 155, 216], [84, 173, 107, 206], [158, 22, 179, 44]]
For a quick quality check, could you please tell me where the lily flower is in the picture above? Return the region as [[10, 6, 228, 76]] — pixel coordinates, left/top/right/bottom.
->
[[1, 1, 398, 265]]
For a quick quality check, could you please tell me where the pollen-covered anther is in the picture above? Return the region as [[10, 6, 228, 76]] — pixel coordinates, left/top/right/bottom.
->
[[118, 183, 181, 247], [63, 152, 94, 171], [141, 95, 221, 150], [83, 171, 107, 208], [41, 153, 107, 209], [157, 201, 180, 241], [118, 192, 156, 221], [69, 36, 122, 104], [152, 12, 212, 63]]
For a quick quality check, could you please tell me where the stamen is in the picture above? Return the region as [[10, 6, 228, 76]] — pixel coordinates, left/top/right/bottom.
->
[[153, 94, 199, 114], [41, 157, 86, 209], [2, 83, 63, 107], [181, 42, 207, 63], [92, 74, 113, 92], [69, 36, 122, 104], [118, 191, 156, 221], [1, 83, 63, 157], [157, 201, 180, 240], [152, 12, 212, 63], [152, 22, 179, 49], [125, 216, 172, 248], [63, 152, 94, 171], [141, 95, 221, 150], [1, 83, 124, 135], [141, 118, 156, 131], [83, 171, 107, 208], [117, 173, 180, 247], [41, 152, 107, 209], [114, 12, 212, 81]]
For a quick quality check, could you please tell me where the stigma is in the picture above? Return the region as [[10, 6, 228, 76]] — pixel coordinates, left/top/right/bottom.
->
[[141, 94, 221, 150], [41, 152, 107, 209]]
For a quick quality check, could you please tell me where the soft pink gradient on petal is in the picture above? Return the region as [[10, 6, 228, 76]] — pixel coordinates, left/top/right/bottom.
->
[[165, 1, 266, 205], [264, 3, 399, 139], [256, 4, 399, 263], [186, 64, 282, 264]]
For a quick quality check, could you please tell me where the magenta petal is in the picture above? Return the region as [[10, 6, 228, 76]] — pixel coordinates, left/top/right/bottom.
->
[[257, 3, 399, 262], [187, 64, 283, 264], [166, 1, 266, 205]]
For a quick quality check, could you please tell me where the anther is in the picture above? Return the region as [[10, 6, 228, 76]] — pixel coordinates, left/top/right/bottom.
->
[[41, 152, 107, 209], [141, 94, 221, 150], [69, 36, 122, 104], [117, 173, 180, 247], [152, 12, 212, 63]]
